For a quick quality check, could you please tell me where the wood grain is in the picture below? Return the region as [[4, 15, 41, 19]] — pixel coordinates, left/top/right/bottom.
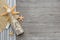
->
[[16, 0, 60, 40]]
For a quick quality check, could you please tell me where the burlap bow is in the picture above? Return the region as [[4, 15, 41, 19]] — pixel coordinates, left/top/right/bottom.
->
[[0, 5, 24, 35]]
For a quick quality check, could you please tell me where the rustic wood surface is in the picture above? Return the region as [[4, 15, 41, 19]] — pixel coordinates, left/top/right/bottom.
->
[[16, 0, 60, 40]]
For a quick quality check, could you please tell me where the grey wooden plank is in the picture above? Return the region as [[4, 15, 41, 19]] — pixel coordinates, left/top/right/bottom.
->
[[16, 0, 60, 40]]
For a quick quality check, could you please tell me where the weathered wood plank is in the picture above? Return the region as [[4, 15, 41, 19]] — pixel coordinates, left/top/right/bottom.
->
[[16, 0, 60, 40]]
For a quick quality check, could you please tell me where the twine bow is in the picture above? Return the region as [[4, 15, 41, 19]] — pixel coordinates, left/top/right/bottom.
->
[[0, 5, 24, 32], [0, 5, 24, 22]]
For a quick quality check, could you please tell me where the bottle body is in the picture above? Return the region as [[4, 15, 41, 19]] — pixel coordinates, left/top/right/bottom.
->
[[11, 17, 24, 35], [9, 13, 24, 35]]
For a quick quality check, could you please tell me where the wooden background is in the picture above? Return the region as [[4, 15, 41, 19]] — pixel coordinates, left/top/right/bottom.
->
[[16, 0, 60, 40]]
